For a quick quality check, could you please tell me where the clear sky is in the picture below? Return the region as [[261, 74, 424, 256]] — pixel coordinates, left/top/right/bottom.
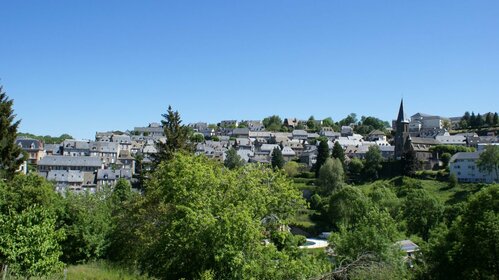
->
[[1, 1, 498, 139]]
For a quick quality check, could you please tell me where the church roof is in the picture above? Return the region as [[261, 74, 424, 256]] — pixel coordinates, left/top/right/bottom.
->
[[397, 99, 410, 123]]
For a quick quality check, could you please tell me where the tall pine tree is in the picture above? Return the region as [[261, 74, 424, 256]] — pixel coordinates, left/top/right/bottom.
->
[[152, 105, 190, 165], [314, 140, 330, 177], [271, 147, 285, 169], [0, 87, 25, 180]]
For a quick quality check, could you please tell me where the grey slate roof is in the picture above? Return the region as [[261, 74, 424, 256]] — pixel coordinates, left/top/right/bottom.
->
[[16, 139, 43, 150], [450, 152, 482, 162], [47, 170, 84, 183], [38, 156, 102, 167]]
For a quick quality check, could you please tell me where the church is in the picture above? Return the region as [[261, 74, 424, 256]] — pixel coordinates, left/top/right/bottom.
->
[[394, 100, 440, 170]]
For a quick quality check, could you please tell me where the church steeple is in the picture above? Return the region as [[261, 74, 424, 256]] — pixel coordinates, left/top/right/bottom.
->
[[395, 99, 410, 160], [397, 99, 409, 123]]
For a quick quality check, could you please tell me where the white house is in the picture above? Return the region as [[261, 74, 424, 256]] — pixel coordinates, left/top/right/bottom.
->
[[449, 152, 496, 183]]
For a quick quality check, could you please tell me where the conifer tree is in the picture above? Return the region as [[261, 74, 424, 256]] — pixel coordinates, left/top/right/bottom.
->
[[314, 140, 330, 176], [271, 147, 285, 169], [152, 105, 190, 165], [0, 87, 25, 180]]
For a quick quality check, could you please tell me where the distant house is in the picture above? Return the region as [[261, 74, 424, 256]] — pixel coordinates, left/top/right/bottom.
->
[[16, 138, 45, 164], [220, 120, 238, 128], [232, 127, 250, 138], [96, 169, 132, 188], [47, 170, 94, 192], [320, 129, 341, 141], [281, 146, 296, 161], [435, 135, 466, 146], [133, 123, 164, 137], [38, 155, 102, 173], [366, 130, 386, 142], [89, 141, 120, 166], [341, 126, 353, 137], [284, 118, 299, 129], [111, 134, 132, 152], [292, 130, 308, 141], [449, 151, 497, 183], [44, 143, 61, 156], [62, 140, 90, 157]]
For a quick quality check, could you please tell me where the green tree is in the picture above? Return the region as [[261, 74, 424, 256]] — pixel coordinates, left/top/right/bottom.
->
[[0, 206, 65, 278], [262, 115, 283, 131], [494, 112, 499, 125], [322, 117, 337, 130], [403, 189, 443, 241], [327, 186, 372, 230], [314, 140, 330, 176], [338, 113, 358, 127], [448, 173, 458, 188], [152, 105, 190, 164], [347, 157, 364, 183], [283, 161, 300, 177], [332, 141, 345, 163], [61, 189, 112, 264], [306, 115, 317, 131], [271, 147, 285, 169], [317, 158, 344, 195], [363, 145, 383, 180], [441, 152, 452, 168], [0, 87, 26, 180], [134, 154, 319, 279], [485, 113, 493, 126], [477, 145, 499, 182], [426, 185, 499, 279], [224, 147, 245, 170], [190, 133, 205, 143], [402, 149, 419, 176], [369, 184, 401, 220]]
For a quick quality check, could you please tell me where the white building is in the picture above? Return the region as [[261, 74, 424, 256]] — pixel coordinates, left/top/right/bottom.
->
[[449, 152, 496, 183]]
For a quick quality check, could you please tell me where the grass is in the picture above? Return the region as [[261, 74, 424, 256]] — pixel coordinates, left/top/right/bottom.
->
[[66, 261, 149, 280]]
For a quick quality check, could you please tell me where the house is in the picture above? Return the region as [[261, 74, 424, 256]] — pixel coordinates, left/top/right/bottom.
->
[[62, 140, 90, 156], [44, 144, 61, 156], [292, 130, 308, 141], [410, 113, 449, 130], [232, 127, 250, 138], [449, 151, 497, 183], [366, 130, 386, 142], [260, 144, 280, 155], [16, 138, 45, 164], [320, 128, 341, 141], [300, 145, 318, 167], [96, 169, 133, 188], [281, 146, 296, 161], [133, 123, 164, 137], [47, 170, 87, 192], [111, 134, 132, 152], [284, 118, 299, 128], [220, 120, 238, 128], [234, 138, 253, 150], [397, 240, 420, 268], [89, 141, 120, 166], [435, 135, 467, 146], [341, 126, 353, 137], [38, 155, 102, 172]]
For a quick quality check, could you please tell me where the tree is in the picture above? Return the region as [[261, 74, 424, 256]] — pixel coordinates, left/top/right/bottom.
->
[[306, 116, 317, 131], [322, 117, 336, 129], [401, 149, 419, 176], [426, 185, 499, 279], [152, 105, 190, 164], [448, 173, 458, 188], [327, 186, 372, 230], [469, 112, 477, 128], [363, 145, 383, 180], [317, 158, 344, 195], [477, 145, 499, 182], [485, 113, 493, 126], [0, 206, 65, 278], [190, 133, 205, 143], [262, 115, 283, 131], [0, 87, 25, 180], [271, 147, 285, 169], [347, 158, 364, 183], [133, 154, 322, 279], [314, 140, 330, 176], [332, 141, 345, 163], [494, 112, 499, 125], [441, 152, 452, 168], [339, 113, 358, 127], [224, 147, 245, 170], [403, 189, 443, 241], [283, 161, 300, 177]]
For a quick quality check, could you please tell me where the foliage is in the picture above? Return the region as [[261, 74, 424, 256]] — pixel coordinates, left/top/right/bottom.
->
[[118, 154, 325, 279], [0, 205, 65, 278], [66, 261, 149, 280], [271, 147, 285, 169], [363, 145, 383, 181], [332, 141, 345, 163], [429, 145, 475, 156], [61, 189, 113, 264], [347, 157, 364, 183], [317, 158, 344, 195], [0, 87, 26, 180], [17, 132, 73, 144], [224, 147, 245, 170], [152, 105, 191, 164], [338, 113, 358, 127], [403, 189, 444, 241], [262, 115, 283, 131], [314, 140, 330, 176], [477, 145, 499, 182], [368, 185, 401, 220], [425, 185, 499, 279], [283, 161, 300, 177], [327, 186, 372, 230], [441, 152, 452, 168], [190, 132, 205, 143], [401, 149, 419, 177], [354, 116, 388, 135]]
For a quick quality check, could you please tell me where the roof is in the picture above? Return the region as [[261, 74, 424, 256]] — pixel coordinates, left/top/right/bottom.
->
[[397, 99, 410, 123], [260, 144, 280, 152], [16, 139, 43, 150], [47, 170, 84, 183], [450, 151, 482, 162], [38, 156, 102, 167], [292, 130, 308, 136], [369, 130, 386, 136], [409, 137, 440, 145], [232, 128, 250, 135], [398, 240, 419, 253], [90, 141, 119, 153], [281, 146, 296, 156]]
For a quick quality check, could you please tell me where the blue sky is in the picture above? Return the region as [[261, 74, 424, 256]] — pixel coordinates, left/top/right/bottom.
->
[[1, 1, 498, 139]]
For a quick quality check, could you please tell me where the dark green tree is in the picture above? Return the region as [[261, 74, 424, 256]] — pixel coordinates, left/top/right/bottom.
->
[[0, 87, 25, 180], [401, 149, 419, 176], [224, 147, 244, 170], [494, 112, 499, 125], [403, 189, 443, 241], [485, 113, 493, 126], [314, 140, 330, 176], [441, 152, 452, 168], [332, 141, 345, 163], [152, 105, 190, 164], [317, 158, 344, 195], [306, 116, 317, 131], [347, 157, 364, 183], [262, 115, 283, 131], [363, 145, 383, 181], [271, 147, 285, 169]]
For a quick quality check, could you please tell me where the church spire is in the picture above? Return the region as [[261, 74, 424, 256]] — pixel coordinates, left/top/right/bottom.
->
[[397, 99, 408, 123]]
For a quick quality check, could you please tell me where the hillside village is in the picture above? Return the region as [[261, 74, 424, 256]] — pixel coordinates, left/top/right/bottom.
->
[[15, 100, 499, 193]]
